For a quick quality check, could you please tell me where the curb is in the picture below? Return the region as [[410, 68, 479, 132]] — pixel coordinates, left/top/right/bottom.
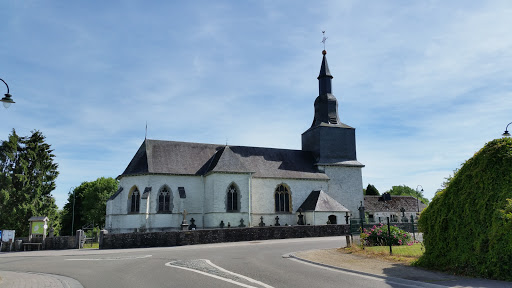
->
[[283, 253, 447, 288]]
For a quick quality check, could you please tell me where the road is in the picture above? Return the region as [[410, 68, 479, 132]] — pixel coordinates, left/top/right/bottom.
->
[[0, 237, 440, 288]]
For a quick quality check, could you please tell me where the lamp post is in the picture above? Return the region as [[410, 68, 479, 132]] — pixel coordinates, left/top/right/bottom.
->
[[70, 187, 76, 236], [503, 122, 512, 137], [0, 78, 15, 109], [416, 185, 424, 213]]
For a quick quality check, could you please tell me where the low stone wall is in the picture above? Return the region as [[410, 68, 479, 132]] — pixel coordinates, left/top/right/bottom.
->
[[100, 224, 350, 249], [43, 236, 76, 250]]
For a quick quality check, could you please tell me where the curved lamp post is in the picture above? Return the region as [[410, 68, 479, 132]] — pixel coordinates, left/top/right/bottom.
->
[[416, 185, 424, 213], [0, 78, 15, 109], [503, 122, 512, 137]]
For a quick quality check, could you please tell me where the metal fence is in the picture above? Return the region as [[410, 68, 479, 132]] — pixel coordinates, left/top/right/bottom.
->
[[350, 217, 419, 238]]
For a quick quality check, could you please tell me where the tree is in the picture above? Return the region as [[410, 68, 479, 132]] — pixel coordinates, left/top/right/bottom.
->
[[60, 177, 118, 235], [0, 129, 59, 237], [364, 184, 380, 196], [385, 185, 429, 205], [82, 177, 118, 228]]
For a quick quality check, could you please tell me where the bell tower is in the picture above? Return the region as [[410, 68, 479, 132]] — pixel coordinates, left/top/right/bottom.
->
[[302, 49, 360, 165]]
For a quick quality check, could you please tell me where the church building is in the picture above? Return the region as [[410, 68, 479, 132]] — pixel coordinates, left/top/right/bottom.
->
[[105, 49, 364, 233]]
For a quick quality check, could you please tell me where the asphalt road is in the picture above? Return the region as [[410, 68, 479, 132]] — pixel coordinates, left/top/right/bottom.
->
[[0, 237, 442, 288]]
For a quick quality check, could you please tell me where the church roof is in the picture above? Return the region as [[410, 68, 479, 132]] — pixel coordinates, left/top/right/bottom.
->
[[364, 195, 427, 213], [120, 139, 329, 180], [298, 190, 350, 212]]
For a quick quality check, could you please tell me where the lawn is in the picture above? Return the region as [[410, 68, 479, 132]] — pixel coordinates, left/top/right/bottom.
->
[[83, 242, 99, 249], [342, 243, 424, 264], [366, 243, 424, 257]]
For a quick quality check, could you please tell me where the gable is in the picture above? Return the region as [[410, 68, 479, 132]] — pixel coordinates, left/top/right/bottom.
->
[[298, 190, 350, 212]]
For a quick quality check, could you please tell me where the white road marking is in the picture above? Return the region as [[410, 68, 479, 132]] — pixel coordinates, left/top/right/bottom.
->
[[66, 254, 152, 261], [165, 259, 275, 288]]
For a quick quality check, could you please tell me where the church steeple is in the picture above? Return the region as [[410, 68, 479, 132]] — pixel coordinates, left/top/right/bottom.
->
[[302, 48, 359, 164], [311, 50, 342, 127]]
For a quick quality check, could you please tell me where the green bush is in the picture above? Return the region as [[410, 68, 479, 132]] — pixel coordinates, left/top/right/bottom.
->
[[416, 137, 512, 281], [362, 223, 412, 246]]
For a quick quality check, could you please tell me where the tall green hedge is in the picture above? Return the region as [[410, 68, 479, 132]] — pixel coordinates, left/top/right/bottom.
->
[[417, 137, 512, 280]]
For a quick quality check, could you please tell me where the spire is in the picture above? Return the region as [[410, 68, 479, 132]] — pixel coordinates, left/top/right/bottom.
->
[[318, 50, 333, 95], [311, 49, 341, 127]]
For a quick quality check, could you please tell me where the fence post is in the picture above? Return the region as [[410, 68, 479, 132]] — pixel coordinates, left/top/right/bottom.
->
[[99, 229, 108, 250], [387, 217, 392, 255]]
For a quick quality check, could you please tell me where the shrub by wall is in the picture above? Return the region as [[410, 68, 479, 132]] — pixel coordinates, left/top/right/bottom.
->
[[417, 138, 512, 281]]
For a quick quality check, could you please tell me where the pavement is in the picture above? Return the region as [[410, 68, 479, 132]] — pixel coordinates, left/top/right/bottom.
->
[[0, 271, 83, 288], [290, 248, 512, 288], [1, 247, 511, 288]]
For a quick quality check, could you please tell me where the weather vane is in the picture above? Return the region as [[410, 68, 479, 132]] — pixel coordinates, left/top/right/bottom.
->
[[321, 31, 328, 50]]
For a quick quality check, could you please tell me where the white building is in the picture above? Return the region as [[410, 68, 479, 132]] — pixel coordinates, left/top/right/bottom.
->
[[106, 49, 365, 233]]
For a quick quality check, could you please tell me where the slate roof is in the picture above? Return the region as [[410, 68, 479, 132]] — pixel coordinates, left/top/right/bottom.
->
[[119, 139, 328, 180], [109, 187, 124, 201], [298, 190, 350, 212], [364, 195, 427, 213]]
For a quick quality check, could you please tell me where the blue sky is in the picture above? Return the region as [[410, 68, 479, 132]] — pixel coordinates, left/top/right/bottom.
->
[[1, 1, 511, 209]]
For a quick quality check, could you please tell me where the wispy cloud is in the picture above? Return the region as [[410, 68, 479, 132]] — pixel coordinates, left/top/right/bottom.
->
[[1, 1, 511, 208]]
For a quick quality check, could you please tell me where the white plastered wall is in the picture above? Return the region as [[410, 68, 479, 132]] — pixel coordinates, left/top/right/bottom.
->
[[250, 178, 328, 227], [322, 166, 363, 216], [106, 174, 205, 232], [203, 173, 251, 228]]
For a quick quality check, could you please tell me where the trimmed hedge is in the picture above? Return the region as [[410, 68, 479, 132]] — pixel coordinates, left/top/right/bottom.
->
[[416, 138, 512, 281]]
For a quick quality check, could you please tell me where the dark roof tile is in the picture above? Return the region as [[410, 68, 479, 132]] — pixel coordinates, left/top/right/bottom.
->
[[120, 139, 328, 180]]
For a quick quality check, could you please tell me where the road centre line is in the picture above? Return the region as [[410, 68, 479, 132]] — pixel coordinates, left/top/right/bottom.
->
[[165, 259, 275, 288]]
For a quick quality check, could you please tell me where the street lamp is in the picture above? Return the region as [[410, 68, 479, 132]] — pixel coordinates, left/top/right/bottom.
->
[[0, 78, 15, 109], [503, 122, 512, 137], [70, 187, 76, 236], [416, 185, 424, 213]]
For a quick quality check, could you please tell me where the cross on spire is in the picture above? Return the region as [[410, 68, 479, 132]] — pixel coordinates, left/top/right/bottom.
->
[[321, 31, 328, 50]]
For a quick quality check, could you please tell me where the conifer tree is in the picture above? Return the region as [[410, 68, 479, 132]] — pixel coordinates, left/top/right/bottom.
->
[[364, 184, 380, 196], [0, 129, 59, 236]]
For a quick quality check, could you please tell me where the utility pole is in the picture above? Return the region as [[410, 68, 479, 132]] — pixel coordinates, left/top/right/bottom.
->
[[71, 187, 76, 236]]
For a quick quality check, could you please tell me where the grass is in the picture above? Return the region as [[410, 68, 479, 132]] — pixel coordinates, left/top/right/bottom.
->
[[83, 242, 99, 249], [340, 243, 424, 265], [366, 243, 424, 257]]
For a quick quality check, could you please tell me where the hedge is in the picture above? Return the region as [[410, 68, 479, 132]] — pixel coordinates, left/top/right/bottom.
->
[[416, 137, 512, 281]]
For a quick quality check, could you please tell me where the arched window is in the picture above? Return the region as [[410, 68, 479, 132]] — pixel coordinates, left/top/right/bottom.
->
[[158, 186, 172, 212], [130, 187, 140, 213], [274, 184, 291, 212], [226, 183, 239, 212]]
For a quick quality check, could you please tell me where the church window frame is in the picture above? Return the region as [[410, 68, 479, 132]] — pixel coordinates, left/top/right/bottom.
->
[[128, 186, 140, 213], [274, 184, 291, 213], [226, 183, 240, 212], [157, 185, 173, 213]]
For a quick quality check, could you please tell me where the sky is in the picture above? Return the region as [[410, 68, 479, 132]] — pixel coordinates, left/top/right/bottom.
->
[[1, 1, 511, 210]]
